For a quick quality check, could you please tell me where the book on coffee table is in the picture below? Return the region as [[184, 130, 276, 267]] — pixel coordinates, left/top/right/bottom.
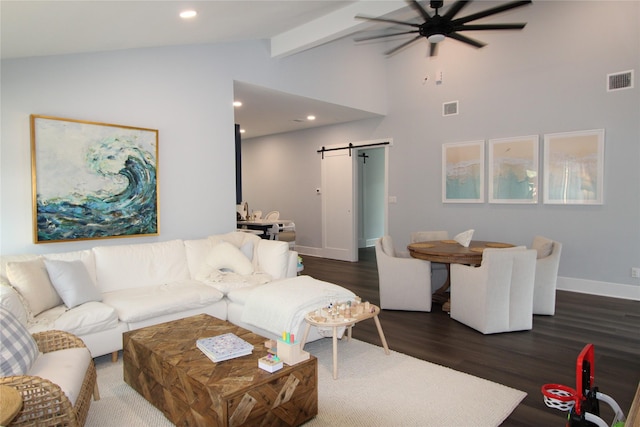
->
[[197, 333, 254, 363]]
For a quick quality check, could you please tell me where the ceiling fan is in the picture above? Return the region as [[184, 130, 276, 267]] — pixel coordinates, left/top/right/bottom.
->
[[355, 0, 531, 57]]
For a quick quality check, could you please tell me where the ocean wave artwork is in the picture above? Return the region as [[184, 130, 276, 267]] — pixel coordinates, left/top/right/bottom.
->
[[443, 140, 485, 203], [32, 116, 159, 242]]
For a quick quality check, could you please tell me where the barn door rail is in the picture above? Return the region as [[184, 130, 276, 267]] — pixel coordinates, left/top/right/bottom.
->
[[317, 141, 389, 159]]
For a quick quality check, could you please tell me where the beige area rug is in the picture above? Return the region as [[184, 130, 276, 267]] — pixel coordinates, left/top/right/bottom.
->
[[87, 338, 526, 426]]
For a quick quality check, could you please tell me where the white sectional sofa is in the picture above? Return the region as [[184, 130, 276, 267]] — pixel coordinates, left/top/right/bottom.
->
[[0, 232, 299, 359]]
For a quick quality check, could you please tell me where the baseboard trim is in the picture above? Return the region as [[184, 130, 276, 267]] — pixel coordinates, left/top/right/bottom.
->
[[557, 276, 640, 301]]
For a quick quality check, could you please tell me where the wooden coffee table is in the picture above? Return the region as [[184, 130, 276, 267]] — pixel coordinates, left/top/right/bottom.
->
[[123, 314, 317, 426]]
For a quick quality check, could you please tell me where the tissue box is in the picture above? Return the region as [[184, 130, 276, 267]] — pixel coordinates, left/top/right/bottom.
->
[[258, 356, 283, 373]]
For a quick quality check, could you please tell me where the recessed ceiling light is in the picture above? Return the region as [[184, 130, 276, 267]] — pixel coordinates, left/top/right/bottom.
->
[[307, 115, 316, 121], [233, 101, 242, 107], [239, 129, 246, 134], [180, 10, 197, 19]]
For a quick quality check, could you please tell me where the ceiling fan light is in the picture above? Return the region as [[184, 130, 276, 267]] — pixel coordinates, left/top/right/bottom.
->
[[428, 33, 445, 43]]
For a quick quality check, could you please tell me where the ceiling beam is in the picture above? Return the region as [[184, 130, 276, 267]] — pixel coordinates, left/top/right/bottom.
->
[[270, 0, 406, 58]]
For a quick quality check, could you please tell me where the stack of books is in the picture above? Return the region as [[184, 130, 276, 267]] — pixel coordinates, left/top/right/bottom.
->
[[196, 333, 254, 363]]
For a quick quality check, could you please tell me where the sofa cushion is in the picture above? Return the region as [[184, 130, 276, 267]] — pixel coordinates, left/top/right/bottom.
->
[[101, 280, 224, 323], [6, 258, 62, 316], [29, 302, 119, 337], [93, 240, 190, 293], [27, 347, 91, 406], [255, 239, 290, 279], [184, 238, 220, 279], [0, 307, 39, 376], [44, 260, 102, 309], [226, 286, 260, 305]]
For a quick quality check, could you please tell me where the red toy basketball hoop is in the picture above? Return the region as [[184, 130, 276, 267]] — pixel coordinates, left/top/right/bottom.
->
[[541, 383, 578, 412], [541, 344, 627, 427]]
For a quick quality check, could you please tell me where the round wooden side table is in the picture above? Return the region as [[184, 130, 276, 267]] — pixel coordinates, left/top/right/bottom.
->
[[0, 385, 23, 425]]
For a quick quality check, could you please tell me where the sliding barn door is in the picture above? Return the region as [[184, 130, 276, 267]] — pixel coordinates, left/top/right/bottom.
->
[[320, 146, 357, 262]]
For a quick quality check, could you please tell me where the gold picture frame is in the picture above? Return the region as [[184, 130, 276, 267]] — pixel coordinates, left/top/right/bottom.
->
[[31, 115, 159, 243]]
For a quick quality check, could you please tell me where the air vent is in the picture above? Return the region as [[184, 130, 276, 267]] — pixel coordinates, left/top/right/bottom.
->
[[443, 101, 459, 117], [607, 70, 633, 92]]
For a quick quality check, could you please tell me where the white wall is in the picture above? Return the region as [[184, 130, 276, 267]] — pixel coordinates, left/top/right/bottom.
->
[[242, 1, 640, 299], [1, 1, 638, 299], [0, 39, 388, 256]]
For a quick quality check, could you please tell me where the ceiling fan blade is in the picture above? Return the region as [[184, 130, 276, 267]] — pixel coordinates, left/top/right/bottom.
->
[[441, 0, 471, 20], [452, 0, 531, 26], [407, 0, 432, 22], [447, 32, 486, 48], [385, 35, 423, 55], [355, 15, 421, 28], [355, 30, 420, 42], [429, 42, 439, 57], [453, 23, 527, 31]]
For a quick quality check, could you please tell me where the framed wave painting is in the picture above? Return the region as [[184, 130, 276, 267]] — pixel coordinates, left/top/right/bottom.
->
[[31, 115, 159, 243], [442, 140, 485, 203]]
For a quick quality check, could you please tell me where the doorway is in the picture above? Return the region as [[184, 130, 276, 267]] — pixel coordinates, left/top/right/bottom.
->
[[321, 139, 389, 262]]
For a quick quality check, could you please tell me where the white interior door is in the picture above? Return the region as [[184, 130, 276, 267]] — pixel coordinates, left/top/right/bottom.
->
[[321, 146, 357, 262]]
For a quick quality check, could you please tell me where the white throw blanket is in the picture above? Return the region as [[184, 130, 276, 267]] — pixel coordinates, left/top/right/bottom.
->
[[241, 276, 356, 337]]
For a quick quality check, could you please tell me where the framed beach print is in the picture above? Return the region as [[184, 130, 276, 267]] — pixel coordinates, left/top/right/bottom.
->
[[543, 129, 604, 205], [442, 140, 485, 203], [31, 115, 159, 243], [488, 135, 539, 204]]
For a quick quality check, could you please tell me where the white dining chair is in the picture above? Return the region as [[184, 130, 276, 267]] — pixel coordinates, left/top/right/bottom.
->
[[450, 247, 536, 334], [375, 236, 432, 312], [410, 231, 449, 291], [531, 236, 562, 315]]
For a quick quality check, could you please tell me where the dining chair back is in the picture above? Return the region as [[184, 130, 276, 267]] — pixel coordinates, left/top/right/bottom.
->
[[264, 211, 280, 220], [531, 236, 562, 315], [450, 247, 537, 334], [375, 236, 432, 312], [410, 230, 449, 290]]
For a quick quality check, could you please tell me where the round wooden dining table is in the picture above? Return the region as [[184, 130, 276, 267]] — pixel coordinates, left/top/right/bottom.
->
[[407, 240, 514, 311]]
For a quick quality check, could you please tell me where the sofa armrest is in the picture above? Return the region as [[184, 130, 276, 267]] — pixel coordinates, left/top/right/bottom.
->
[[32, 330, 87, 354]]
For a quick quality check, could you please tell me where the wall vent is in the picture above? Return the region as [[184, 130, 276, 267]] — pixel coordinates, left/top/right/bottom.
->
[[443, 101, 459, 116], [607, 70, 634, 92]]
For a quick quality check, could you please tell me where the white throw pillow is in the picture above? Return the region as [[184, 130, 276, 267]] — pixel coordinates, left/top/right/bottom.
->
[[44, 259, 102, 309], [6, 258, 62, 316], [0, 306, 39, 376], [205, 242, 254, 276], [240, 240, 254, 261]]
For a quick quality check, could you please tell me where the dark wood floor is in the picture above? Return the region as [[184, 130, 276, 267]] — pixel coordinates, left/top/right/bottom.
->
[[300, 247, 640, 427]]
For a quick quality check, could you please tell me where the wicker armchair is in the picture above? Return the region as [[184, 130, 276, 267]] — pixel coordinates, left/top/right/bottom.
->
[[0, 330, 99, 426]]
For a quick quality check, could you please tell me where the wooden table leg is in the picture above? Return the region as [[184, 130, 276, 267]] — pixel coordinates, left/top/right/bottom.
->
[[300, 322, 312, 349], [432, 264, 451, 307], [332, 326, 338, 379], [373, 315, 390, 355]]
